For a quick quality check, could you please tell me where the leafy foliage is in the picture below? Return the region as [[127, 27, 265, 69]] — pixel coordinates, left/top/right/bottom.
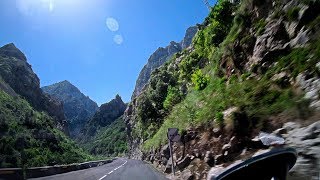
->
[[286, 7, 300, 22], [83, 117, 128, 157], [0, 90, 92, 168], [191, 69, 209, 90], [163, 86, 183, 110], [193, 0, 235, 58], [141, 1, 320, 151]]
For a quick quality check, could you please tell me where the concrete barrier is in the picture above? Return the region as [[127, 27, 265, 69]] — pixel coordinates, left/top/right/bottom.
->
[[0, 168, 23, 180], [0, 159, 114, 179], [26, 159, 114, 178]]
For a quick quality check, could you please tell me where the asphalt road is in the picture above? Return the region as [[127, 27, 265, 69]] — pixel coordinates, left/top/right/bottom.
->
[[30, 159, 168, 180]]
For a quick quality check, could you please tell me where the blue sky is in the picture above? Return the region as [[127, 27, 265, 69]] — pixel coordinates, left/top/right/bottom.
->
[[0, 0, 212, 105]]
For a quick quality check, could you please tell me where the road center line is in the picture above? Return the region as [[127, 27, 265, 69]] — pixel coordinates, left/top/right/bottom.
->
[[98, 160, 127, 180]]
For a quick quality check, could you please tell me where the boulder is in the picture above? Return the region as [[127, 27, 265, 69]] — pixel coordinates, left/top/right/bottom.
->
[[176, 155, 192, 170], [204, 151, 215, 167], [296, 73, 320, 110], [215, 154, 224, 165], [192, 149, 201, 158], [164, 157, 173, 173], [212, 128, 221, 137], [271, 72, 290, 87], [161, 144, 170, 160], [284, 122, 320, 180], [289, 27, 309, 48], [181, 169, 194, 180], [249, 19, 290, 70], [272, 128, 287, 136]]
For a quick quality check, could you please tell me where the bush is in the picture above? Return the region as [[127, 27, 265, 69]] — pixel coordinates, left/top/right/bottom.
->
[[286, 7, 300, 22], [191, 69, 209, 90], [254, 19, 267, 35], [163, 86, 183, 110], [179, 52, 201, 80]]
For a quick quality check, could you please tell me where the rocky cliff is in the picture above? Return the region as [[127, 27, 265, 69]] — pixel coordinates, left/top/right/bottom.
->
[[42, 80, 98, 138], [82, 94, 126, 139], [132, 26, 198, 98], [0, 43, 92, 168], [125, 0, 320, 179], [0, 43, 68, 134]]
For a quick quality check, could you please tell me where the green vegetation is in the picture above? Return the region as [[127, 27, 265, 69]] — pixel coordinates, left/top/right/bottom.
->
[[144, 76, 298, 149], [0, 90, 93, 168], [193, 0, 235, 58], [191, 69, 209, 90], [255, 19, 267, 35], [141, 1, 320, 151], [163, 86, 183, 110], [82, 117, 127, 157], [267, 37, 320, 78], [286, 7, 300, 22]]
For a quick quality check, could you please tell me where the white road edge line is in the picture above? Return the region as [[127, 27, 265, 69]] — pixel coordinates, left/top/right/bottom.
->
[[98, 160, 127, 180]]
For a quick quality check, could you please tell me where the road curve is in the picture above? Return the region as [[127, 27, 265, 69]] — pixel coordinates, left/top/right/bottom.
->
[[30, 158, 168, 180]]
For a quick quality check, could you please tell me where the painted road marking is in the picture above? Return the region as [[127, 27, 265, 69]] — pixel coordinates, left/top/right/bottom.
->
[[98, 160, 127, 180]]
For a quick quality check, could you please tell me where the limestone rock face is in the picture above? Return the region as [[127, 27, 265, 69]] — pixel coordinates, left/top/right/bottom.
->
[[249, 18, 290, 69], [181, 26, 198, 49], [132, 26, 198, 98], [0, 43, 68, 134], [282, 121, 320, 180], [42, 80, 99, 138], [82, 95, 126, 138]]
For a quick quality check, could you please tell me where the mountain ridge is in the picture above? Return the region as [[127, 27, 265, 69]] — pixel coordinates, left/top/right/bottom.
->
[[132, 26, 198, 98], [42, 80, 99, 138]]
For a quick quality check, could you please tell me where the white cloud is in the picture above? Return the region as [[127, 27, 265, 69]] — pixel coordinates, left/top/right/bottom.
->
[[106, 17, 119, 32], [113, 34, 123, 45]]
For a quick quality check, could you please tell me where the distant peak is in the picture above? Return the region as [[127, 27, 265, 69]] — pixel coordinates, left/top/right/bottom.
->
[[3, 43, 16, 48], [115, 94, 122, 100], [170, 41, 179, 45], [60, 80, 72, 85], [0, 43, 27, 61]]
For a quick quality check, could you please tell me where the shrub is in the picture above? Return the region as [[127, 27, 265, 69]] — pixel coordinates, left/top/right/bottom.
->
[[286, 7, 300, 22], [191, 69, 209, 90], [254, 19, 267, 35], [163, 86, 183, 110]]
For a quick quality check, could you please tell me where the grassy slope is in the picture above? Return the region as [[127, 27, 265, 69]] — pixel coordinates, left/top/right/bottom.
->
[[82, 117, 128, 157], [0, 90, 93, 168], [142, 0, 320, 150]]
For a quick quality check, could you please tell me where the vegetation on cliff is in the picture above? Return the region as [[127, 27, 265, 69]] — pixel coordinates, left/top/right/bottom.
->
[[0, 90, 92, 168], [126, 0, 320, 152], [82, 117, 128, 156]]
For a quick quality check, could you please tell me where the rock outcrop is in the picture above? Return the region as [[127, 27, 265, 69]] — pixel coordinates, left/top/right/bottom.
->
[[82, 95, 126, 138], [132, 26, 198, 98], [42, 80, 98, 138], [125, 0, 320, 179], [282, 121, 320, 180], [0, 43, 68, 134]]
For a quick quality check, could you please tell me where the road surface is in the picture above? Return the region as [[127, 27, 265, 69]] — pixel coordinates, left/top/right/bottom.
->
[[30, 159, 168, 180]]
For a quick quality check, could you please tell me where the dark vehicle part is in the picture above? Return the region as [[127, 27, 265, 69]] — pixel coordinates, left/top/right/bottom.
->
[[211, 148, 297, 180]]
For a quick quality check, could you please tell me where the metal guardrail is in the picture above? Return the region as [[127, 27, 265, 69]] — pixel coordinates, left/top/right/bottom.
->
[[0, 159, 115, 180]]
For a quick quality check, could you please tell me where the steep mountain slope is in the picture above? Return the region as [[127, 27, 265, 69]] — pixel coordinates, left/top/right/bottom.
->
[[124, 0, 320, 179], [83, 116, 128, 156], [132, 26, 198, 98], [0, 44, 92, 168], [42, 81, 98, 138], [80, 95, 127, 156], [82, 95, 126, 139], [0, 43, 68, 134]]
